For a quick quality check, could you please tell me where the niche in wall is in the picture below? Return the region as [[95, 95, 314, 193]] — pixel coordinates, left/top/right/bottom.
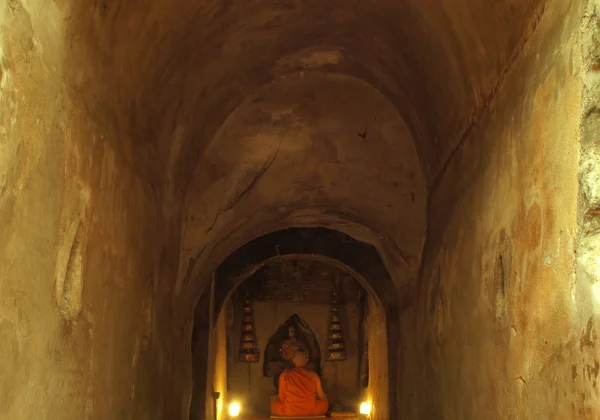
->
[[263, 313, 322, 378], [494, 229, 513, 320], [226, 257, 365, 415], [494, 255, 506, 319], [55, 218, 86, 320]]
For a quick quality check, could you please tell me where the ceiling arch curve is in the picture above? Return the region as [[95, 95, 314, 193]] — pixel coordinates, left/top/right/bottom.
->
[[178, 73, 427, 299], [177, 212, 412, 319], [66, 0, 543, 186], [213, 228, 397, 316]]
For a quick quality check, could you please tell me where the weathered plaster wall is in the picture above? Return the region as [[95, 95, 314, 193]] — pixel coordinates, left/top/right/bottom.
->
[[190, 280, 214, 420], [403, 1, 589, 418], [2, 0, 578, 419], [0, 1, 187, 419], [214, 310, 228, 420], [575, 0, 600, 417], [362, 295, 388, 420], [227, 300, 361, 416]]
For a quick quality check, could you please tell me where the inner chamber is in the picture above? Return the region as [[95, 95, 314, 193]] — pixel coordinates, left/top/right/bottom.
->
[[190, 229, 394, 420]]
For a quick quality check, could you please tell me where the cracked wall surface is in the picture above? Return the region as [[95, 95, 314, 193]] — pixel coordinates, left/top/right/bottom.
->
[[0, 1, 184, 418], [1, 0, 594, 418], [575, 0, 600, 417], [401, 1, 591, 418], [179, 75, 427, 313], [66, 0, 542, 186]]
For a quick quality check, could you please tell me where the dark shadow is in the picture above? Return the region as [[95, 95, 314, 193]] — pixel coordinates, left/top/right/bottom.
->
[[190, 289, 211, 420]]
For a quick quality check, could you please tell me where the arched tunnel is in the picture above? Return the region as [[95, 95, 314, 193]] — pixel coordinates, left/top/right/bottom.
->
[[1, 0, 599, 418]]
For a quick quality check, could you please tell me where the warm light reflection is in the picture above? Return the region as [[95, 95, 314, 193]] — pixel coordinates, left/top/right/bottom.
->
[[217, 399, 223, 417], [229, 402, 241, 417], [592, 283, 600, 304], [359, 401, 372, 416]]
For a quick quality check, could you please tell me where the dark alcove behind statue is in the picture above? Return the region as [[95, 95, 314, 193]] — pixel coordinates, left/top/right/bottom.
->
[[263, 314, 322, 391]]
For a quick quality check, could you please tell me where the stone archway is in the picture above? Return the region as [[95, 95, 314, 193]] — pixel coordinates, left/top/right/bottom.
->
[[213, 227, 398, 317], [191, 227, 397, 420]]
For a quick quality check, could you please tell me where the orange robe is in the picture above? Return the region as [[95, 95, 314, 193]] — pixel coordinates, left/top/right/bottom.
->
[[271, 368, 328, 416]]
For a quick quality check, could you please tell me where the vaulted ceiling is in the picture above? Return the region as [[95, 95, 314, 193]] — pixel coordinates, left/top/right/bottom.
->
[[64, 0, 544, 304], [67, 0, 542, 183]]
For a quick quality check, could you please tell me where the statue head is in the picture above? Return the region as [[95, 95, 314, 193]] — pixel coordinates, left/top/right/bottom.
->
[[287, 326, 295, 337], [292, 348, 308, 367]]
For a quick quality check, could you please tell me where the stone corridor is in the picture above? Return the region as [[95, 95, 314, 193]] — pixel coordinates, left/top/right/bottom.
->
[[1, 0, 600, 418]]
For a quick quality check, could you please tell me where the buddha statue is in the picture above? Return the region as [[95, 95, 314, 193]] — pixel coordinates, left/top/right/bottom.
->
[[264, 317, 321, 393], [281, 326, 307, 361]]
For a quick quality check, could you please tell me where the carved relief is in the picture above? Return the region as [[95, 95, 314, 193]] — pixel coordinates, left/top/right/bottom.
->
[[326, 289, 347, 361], [238, 300, 260, 362]]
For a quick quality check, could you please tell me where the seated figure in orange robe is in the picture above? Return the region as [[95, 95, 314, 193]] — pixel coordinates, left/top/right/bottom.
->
[[271, 349, 329, 417]]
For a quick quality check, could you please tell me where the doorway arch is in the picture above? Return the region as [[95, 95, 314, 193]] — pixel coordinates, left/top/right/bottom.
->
[[190, 227, 399, 420]]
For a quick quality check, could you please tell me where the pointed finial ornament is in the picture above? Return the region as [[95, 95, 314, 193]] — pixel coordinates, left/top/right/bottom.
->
[[327, 287, 347, 361], [238, 300, 260, 362]]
